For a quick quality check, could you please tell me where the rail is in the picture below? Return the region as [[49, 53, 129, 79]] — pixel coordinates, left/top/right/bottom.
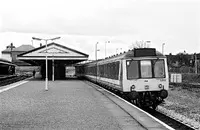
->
[[0, 74, 31, 87]]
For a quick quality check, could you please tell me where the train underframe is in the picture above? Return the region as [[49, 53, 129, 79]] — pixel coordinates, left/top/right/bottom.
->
[[127, 90, 168, 109], [80, 76, 168, 109]]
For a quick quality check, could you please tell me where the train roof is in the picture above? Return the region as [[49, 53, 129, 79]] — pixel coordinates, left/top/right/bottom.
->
[[76, 48, 165, 66], [122, 48, 164, 58], [0, 58, 17, 66], [105, 48, 164, 59]]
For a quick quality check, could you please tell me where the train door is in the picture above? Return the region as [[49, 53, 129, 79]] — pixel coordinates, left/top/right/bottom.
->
[[119, 60, 123, 90]]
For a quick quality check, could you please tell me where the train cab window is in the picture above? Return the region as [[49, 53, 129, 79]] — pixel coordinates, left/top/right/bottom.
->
[[140, 60, 152, 78], [126, 60, 139, 79], [153, 59, 165, 78]]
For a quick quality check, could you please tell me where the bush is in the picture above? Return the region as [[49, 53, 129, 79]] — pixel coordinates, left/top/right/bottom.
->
[[181, 73, 200, 83]]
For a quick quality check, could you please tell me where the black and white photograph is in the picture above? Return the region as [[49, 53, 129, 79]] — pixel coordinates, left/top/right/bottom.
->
[[0, 0, 200, 129]]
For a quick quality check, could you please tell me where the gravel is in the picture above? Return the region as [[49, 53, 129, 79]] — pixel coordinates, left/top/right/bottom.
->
[[158, 84, 200, 129]]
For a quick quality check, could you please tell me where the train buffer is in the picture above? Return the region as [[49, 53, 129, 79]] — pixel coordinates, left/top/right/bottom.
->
[[0, 79, 171, 130]]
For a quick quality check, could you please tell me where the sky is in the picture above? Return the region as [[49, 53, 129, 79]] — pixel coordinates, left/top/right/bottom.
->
[[0, 0, 200, 60]]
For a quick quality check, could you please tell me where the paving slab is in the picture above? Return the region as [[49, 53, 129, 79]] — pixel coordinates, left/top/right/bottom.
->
[[0, 79, 143, 130]]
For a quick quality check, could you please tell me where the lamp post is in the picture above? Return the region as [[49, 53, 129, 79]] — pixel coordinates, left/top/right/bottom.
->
[[32, 37, 60, 91], [52, 53, 55, 81], [146, 41, 151, 48], [95, 42, 100, 83], [95, 42, 99, 61], [105, 41, 110, 58], [162, 43, 165, 55]]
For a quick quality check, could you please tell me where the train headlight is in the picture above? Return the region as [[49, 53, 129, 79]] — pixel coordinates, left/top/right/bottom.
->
[[130, 85, 135, 91], [160, 90, 168, 99], [158, 84, 163, 89], [145, 85, 149, 90]]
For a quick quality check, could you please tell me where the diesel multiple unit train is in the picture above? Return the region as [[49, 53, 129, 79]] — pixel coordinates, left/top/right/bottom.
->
[[75, 48, 169, 109]]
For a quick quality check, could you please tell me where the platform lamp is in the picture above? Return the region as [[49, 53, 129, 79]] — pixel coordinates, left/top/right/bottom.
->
[[95, 42, 100, 83], [162, 43, 165, 55], [105, 41, 110, 58], [32, 37, 60, 91]]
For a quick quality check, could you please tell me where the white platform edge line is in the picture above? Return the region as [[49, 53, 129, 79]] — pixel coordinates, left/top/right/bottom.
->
[[88, 81, 175, 130], [0, 80, 29, 93], [103, 87, 175, 130]]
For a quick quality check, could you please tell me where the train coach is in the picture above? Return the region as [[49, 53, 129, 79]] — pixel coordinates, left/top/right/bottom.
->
[[0, 58, 16, 75], [76, 48, 169, 109]]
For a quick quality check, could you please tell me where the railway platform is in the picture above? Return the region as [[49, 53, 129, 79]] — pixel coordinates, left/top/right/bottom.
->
[[0, 74, 171, 130]]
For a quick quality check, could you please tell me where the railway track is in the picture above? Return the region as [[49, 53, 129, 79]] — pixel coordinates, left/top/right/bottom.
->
[[0, 74, 31, 87], [85, 80, 196, 130], [144, 108, 195, 130]]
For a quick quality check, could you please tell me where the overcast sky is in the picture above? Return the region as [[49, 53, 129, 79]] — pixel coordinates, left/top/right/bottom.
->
[[0, 0, 199, 60]]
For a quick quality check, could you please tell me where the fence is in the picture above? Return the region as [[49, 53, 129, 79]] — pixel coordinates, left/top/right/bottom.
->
[[169, 72, 200, 83], [169, 66, 200, 74]]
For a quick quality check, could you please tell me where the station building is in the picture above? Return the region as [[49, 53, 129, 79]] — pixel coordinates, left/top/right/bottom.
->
[[2, 43, 35, 66], [17, 42, 88, 80]]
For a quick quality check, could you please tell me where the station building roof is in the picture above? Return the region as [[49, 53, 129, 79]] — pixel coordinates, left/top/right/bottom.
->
[[17, 42, 89, 65], [2, 45, 35, 53]]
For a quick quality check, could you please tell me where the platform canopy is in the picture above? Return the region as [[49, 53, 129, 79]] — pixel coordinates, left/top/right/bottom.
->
[[0, 58, 16, 66], [17, 42, 89, 65]]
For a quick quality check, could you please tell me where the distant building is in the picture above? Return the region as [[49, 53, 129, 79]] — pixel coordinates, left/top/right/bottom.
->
[[1, 43, 16, 61], [1, 43, 35, 66]]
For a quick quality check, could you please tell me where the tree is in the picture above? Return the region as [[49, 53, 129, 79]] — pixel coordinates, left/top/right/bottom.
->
[[129, 40, 150, 49]]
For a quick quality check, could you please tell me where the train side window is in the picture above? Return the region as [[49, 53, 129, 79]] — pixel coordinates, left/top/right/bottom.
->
[[110, 62, 114, 79], [101, 65, 104, 77], [105, 64, 108, 77], [127, 60, 139, 79], [115, 61, 119, 80], [108, 63, 111, 77]]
